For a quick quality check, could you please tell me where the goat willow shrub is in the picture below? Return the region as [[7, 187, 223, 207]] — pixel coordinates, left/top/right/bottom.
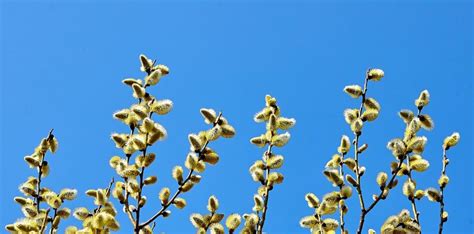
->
[[6, 56, 461, 234]]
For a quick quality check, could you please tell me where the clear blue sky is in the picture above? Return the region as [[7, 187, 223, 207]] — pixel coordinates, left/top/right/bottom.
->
[[1, 0, 472, 233]]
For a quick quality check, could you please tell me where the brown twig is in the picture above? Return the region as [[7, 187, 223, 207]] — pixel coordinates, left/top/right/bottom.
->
[[39, 208, 51, 234], [355, 74, 369, 234], [94, 177, 115, 214], [406, 154, 420, 224], [338, 152, 347, 234], [49, 208, 58, 234], [365, 159, 404, 214], [256, 143, 274, 234], [438, 148, 448, 234], [35, 129, 54, 213]]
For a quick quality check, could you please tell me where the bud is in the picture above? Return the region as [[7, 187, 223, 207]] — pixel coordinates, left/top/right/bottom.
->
[[200, 108, 217, 124], [267, 155, 284, 169], [414, 190, 425, 200], [173, 198, 186, 209], [350, 118, 364, 134], [172, 166, 184, 184], [443, 132, 460, 149], [253, 195, 264, 212], [415, 90, 430, 108], [132, 83, 146, 99], [305, 193, 320, 208], [159, 187, 171, 204], [207, 196, 219, 212], [59, 188, 78, 200], [206, 125, 222, 141], [367, 68, 384, 81], [73, 207, 90, 220], [357, 143, 368, 153], [399, 109, 414, 124], [220, 124, 236, 138], [268, 172, 284, 185], [250, 135, 267, 147], [376, 172, 388, 188], [151, 99, 173, 115], [343, 85, 363, 98], [122, 78, 142, 86], [425, 188, 441, 202], [340, 186, 353, 199], [418, 114, 434, 130], [271, 132, 291, 147], [139, 54, 153, 72], [364, 97, 381, 111], [338, 135, 351, 154], [225, 213, 242, 230], [438, 175, 449, 188], [402, 180, 415, 198], [144, 176, 157, 185], [145, 70, 162, 86], [277, 117, 296, 130], [300, 216, 318, 228], [346, 175, 358, 187], [361, 109, 379, 122], [24, 156, 40, 168], [190, 213, 206, 228], [323, 169, 343, 186], [184, 154, 198, 170]]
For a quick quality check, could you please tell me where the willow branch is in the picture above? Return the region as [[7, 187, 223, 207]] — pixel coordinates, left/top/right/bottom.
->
[[355, 75, 369, 234], [365, 159, 404, 214], [135, 112, 153, 233], [35, 129, 54, 213], [49, 208, 57, 234], [122, 126, 137, 226], [39, 208, 51, 234], [139, 113, 223, 228], [406, 154, 420, 224], [338, 152, 347, 234], [95, 177, 115, 214], [438, 148, 448, 234], [256, 143, 274, 234]]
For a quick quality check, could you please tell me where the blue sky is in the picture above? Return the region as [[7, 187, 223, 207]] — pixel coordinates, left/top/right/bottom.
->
[[1, 1, 472, 233]]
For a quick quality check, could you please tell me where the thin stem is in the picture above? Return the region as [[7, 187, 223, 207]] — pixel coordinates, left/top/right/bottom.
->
[[49, 208, 58, 234], [139, 113, 223, 228], [438, 148, 448, 234], [338, 152, 347, 234], [406, 154, 420, 224], [36, 129, 54, 232], [355, 74, 369, 234], [256, 143, 274, 234], [314, 212, 323, 234], [135, 132, 150, 234], [39, 208, 51, 234], [95, 177, 115, 214], [122, 125, 137, 227], [365, 159, 404, 214], [205, 212, 215, 230]]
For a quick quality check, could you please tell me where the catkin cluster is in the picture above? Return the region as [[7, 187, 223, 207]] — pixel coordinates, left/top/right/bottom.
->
[[65, 179, 120, 233], [300, 69, 384, 234], [189, 95, 295, 234], [5, 55, 462, 234], [107, 54, 172, 233], [6, 130, 77, 233], [108, 54, 234, 233], [300, 69, 461, 234], [247, 95, 296, 233], [189, 195, 242, 234]]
